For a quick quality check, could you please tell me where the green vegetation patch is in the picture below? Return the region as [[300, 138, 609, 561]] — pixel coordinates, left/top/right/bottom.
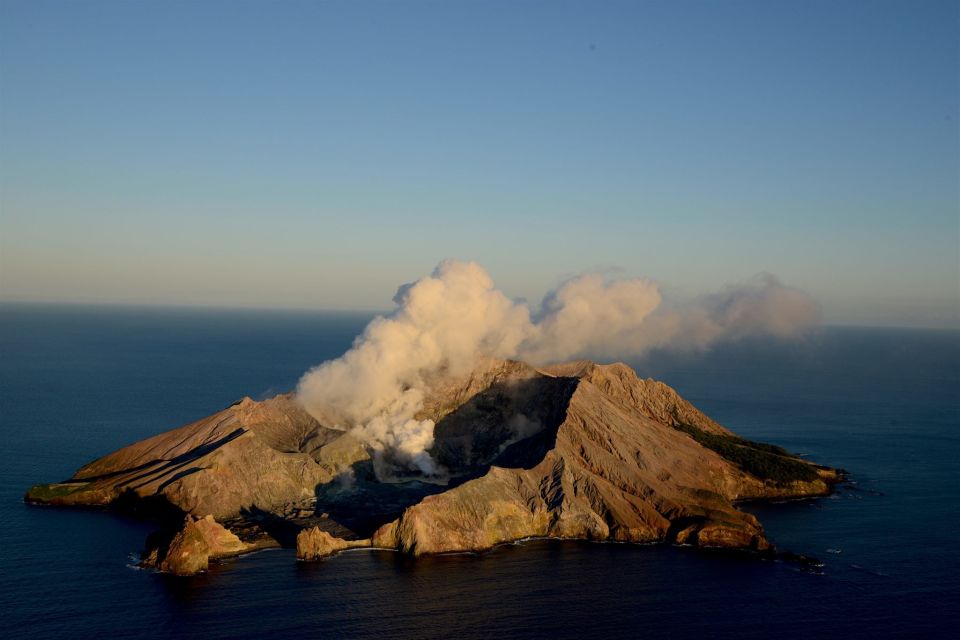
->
[[674, 423, 819, 485], [26, 482, 88, 501]]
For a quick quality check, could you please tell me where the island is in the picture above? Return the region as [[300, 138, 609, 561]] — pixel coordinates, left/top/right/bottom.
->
[[26, 359, 841, 575]]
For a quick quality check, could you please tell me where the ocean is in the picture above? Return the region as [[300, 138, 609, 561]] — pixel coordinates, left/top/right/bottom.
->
[[1, 303, 957, 639]]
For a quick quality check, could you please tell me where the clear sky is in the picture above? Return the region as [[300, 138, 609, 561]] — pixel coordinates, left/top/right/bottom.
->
[[1, 0, 957, 327]]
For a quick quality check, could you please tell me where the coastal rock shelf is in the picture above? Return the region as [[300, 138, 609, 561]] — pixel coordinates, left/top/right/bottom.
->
[[26, 359, 841, 575]]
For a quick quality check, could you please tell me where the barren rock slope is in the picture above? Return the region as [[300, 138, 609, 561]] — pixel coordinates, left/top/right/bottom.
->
[[374, 362, 838, 554], [25, 394, 351, 519]]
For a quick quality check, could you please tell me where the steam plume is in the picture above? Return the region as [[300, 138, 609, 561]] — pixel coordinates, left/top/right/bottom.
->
[[296, 260, 818, 479]]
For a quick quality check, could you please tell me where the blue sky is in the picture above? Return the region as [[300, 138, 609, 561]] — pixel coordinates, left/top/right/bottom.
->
[[1, 0, 957, 327]]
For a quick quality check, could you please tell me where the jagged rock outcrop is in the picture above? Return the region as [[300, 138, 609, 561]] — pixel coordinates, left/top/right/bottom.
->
[[26, 359, 841, 569], [296, 526, 369, 561], [141, 514, 255, 575]]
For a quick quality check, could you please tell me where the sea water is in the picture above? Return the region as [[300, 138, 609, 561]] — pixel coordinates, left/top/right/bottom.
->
[[0, 304, 957, 638]]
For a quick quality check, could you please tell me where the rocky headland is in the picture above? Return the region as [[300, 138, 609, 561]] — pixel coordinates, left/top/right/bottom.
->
[[26, 359, 841, 575]]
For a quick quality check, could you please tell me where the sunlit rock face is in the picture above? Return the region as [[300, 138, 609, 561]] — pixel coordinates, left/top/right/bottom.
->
[[141, 515, 254, 576]]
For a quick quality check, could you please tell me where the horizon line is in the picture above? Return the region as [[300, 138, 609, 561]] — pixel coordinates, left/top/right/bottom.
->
[[1, 298, 957, 332]]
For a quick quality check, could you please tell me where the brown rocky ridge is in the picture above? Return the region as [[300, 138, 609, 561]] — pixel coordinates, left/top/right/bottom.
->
[[25, 359, 842, 575]]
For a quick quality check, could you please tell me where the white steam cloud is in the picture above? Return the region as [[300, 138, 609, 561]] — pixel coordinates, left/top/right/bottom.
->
[[296, 260, 818, 480]]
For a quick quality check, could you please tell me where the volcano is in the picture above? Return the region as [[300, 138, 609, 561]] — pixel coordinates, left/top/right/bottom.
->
[[26, 359, 840, 575]]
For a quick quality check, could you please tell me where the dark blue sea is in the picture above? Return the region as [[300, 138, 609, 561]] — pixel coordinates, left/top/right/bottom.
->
[[1, 303, 957, 639]]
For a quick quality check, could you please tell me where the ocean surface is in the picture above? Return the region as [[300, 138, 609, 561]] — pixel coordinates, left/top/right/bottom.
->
[[1, 303, 957, 639]]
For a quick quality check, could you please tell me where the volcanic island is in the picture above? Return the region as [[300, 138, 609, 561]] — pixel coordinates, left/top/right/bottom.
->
[[26, 359, 841, 575]]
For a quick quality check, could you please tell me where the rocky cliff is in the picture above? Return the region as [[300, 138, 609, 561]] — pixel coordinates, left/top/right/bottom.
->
[[26, 359, 840, 574], [141, 514, 261, 576]]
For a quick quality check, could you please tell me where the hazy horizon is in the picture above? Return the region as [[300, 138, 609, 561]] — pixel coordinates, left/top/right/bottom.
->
[[2, 297, 958, 332]]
